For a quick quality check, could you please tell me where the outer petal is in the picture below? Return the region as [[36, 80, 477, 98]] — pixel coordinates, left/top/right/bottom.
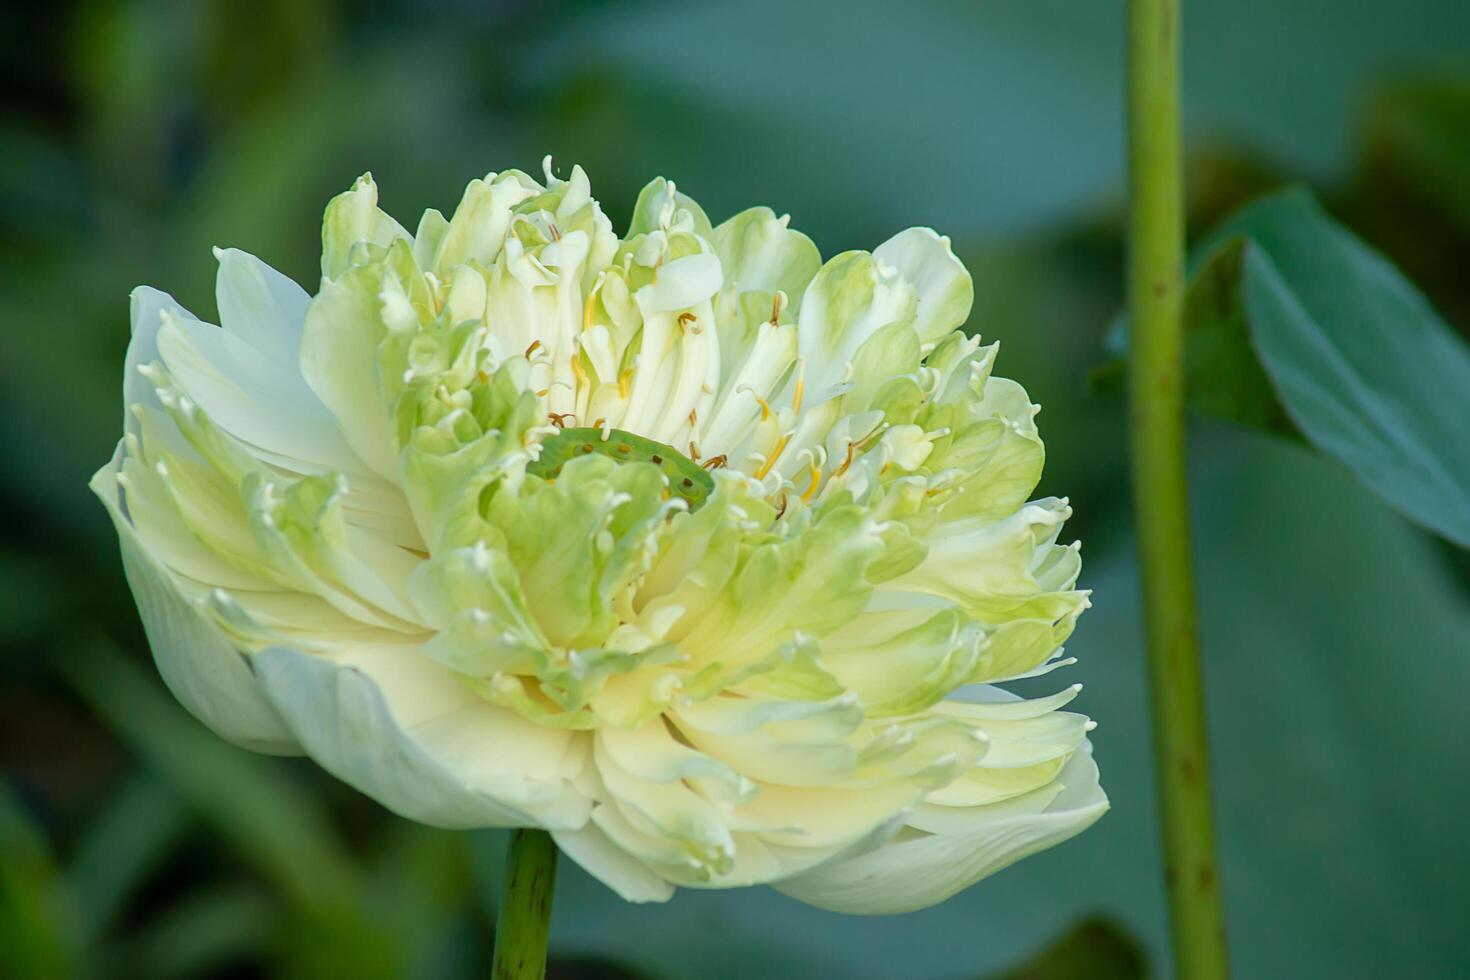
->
[[551, 824, 676, 903], [796, 250, 918, 400], [156, 309, 370, 477], [872, 227, 974, 345], [773, 744, 1107, 914], [627, 176, 712, 239], [91, 447, 299, 755], [125, 287, 199, 438], [321, 173, 411, 279], [710, 207, 821, 305], [252, 644, 591, 831], [213, 247, 311, 368]]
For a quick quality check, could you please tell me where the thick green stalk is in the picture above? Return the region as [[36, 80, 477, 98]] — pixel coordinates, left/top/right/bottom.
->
[[492, 829, 559, 980], [1126, 0, 1230, 977]]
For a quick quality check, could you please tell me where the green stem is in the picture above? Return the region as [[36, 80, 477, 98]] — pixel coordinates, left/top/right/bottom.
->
[[1126, 0, 1230, 977], [492, 829, 559, 980]]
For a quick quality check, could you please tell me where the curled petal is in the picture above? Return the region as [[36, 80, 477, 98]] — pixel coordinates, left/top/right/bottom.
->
[[774, 744, 1107, 914]]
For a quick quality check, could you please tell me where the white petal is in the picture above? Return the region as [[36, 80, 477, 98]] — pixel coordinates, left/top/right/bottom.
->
[[156, 311, 369, 476], [773, 745, 1107, 914], [125, 287, 198, 437], [642, 252, 722, 313], [253, 644, 591, 830], [552, 824, 676, 903], [91, 448, 298, 755], [213, 247, 311, 368], [299, 272, 402, 481], [872, 227, 974, 344]]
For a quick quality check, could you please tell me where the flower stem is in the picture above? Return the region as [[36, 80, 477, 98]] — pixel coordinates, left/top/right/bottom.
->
[[1126, 0, 1230, 977], [492, 829, 559, 980]]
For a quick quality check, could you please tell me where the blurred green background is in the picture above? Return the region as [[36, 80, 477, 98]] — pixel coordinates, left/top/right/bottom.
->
[[3, 1, 1469, 977]]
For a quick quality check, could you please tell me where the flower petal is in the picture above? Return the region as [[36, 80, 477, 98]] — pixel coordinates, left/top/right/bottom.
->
[[551, 824, 675, 903], [252, 644, 590, 830], [213, 247, 311, 369], [872, 227, 973, 345], [91, 448, 298, 755], [773, 744, 1107, 914]]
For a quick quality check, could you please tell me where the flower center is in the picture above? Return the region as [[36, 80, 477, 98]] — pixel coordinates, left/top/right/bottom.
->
[[528, 427, 715, 508]]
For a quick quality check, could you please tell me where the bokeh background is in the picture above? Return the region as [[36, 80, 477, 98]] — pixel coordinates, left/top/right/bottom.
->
[[3, 1, 1469, 977]]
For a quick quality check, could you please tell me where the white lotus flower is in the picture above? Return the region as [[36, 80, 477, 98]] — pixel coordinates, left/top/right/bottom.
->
[[92, 160, 1106, 913]]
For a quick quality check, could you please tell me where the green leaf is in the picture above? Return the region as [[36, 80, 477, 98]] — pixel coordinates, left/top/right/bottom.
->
[[109, 884, 276, 980], [989, 917, 1146, 980], [0, 781, 80, 978], [66, 774, 189, 943], [56, 641, 364, 920], [1105, 187, 1470, 548], [1364, 76, 1470, 236], [1223, 188, 1470, 547]]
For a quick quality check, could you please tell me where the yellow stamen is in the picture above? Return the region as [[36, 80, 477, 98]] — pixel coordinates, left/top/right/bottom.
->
[[792, 361, 805, 414], [582, 290, 598, 332], [618, 365, 634, 400], [750, 390, 772, 421], [753, 433, 790, 480], [570, 353, 586, 387], [833, 441, 857, 478], [801, 459, 824, 503]]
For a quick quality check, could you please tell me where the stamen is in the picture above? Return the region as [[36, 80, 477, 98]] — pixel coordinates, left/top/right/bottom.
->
[[701, 454, 727, 470], [582, 289, 599, 332], [833, 441, 858, 478], [753, 433, 790, 480], [525, 339, 542, 358], [570, 354, 586, 387], [800, 459, 824, 503], [677, 312, 697, 333], [792, 360, 806, 414], [618, 365, 634, 400], [737, 384, 773, 421]]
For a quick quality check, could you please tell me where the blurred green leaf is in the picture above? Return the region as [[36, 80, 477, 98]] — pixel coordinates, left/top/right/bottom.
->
[[1105, 187, 1470, 548], [1364, 76, 1470, 236], [111, 883, 276, 980], [1170, 239, 1299, 437], [57, 641, 363, 918], [1094, 239, 1298, 438], [66, 774, 189, 943], [0, 782, 80, 978], [1217, 188, 1470, 548], [989, 918, 1146, 980], [368, 825, 480, 980]]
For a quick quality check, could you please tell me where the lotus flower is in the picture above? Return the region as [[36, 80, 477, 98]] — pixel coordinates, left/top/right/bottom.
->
[[91, 160, 1106, 913]]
